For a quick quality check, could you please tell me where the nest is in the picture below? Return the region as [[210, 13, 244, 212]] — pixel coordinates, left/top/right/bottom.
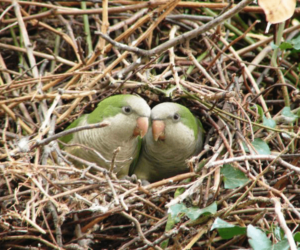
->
[[1, 0, 300, 249]]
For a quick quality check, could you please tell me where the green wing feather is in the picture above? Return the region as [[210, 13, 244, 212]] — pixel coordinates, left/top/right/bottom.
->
[[177, 104, 199, 140], [59, 114, 88, 145]]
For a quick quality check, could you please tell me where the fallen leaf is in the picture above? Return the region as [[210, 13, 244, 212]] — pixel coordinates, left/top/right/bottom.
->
[[258, 0, 296, 24]]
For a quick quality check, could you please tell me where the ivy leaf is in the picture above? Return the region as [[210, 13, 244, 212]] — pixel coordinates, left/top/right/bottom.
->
[[185, 202, 217, 221], [278, 41, 294, 50], [244, 138, 271, 155], [247, 225, 272, 250], [161, 187, 187, 248], [273, 239, 290, 250], [252, 104, 276, 129], [294, 232, 300, 242], [221, 164, 249, 189], [253, 104, 264, 119], [252, 138, 271, 155], [168, 203, 186, 222], [273, 225, 285, 241], [168, 202, 217, 222], [174, 187, 186, 198], [281, 107, 298, 123], [263, 117, 276, 129], [211, 217, 246, 239], [291, 35, 300, 50], [247, 225, 291, 250]]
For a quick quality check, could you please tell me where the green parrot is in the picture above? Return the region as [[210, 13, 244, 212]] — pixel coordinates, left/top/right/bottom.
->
[[132, 102, 203, 183], [60, 94, 151, 178]]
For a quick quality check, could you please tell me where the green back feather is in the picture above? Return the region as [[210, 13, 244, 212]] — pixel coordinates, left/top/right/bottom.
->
[[59, 114, 88, 144]]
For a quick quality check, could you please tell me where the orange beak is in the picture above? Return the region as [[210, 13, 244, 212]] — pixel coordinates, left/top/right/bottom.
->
[[133, 117, 149, 138], [152, 120, 165, 141]]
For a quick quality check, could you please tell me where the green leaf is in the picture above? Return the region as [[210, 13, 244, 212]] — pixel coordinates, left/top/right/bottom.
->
[[279, 41, 294, 50], [277, 36, 300, 51], [273, 239, 290, 250], [253, 104, 264, 119], [297, 108, 300, 118], [221, 164, 249, 189], [294, 232, 300, 242], [251, 104, 276, 130], [168, 203, 186, 223], [185, 202, 217, 221], [273, 225, 284, 241], [161, 187, 187, 249], [263, 117, 276, 129], [244, 138, 271, 155], [211, 217, 246, 239], [174, 187, 185, 198], [270, 42, 278, 49], [282, 107, 299, 123], [196, 158, 208, 172], [291, 35, 300, 50], [252, 138, 271, 155], [168, 202, 217, 222], [247, 225, 272, 250], [161, 213, 176, 249]]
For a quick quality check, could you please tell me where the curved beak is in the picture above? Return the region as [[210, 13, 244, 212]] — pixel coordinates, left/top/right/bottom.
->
[[152, 120, 165, 141], [133, 117, 149, 138]]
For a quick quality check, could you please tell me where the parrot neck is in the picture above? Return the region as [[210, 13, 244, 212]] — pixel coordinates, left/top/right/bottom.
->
[[144, 123, 196, 168]]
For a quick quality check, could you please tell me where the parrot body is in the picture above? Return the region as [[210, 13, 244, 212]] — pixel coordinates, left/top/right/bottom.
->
[[132, 102, 203, 183], [60, 94, 150, 178]]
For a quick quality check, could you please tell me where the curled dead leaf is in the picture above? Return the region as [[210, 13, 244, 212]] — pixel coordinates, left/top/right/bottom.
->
[[258, 0, 296, 24]]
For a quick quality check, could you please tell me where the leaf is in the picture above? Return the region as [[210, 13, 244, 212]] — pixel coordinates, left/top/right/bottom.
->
[[273, 239, 290, 250], [211, 217, 246, 239], [252, 138, 271, 155], [253, 104, 264, 119], [263, 117, 276, 129], [282, 107, 299, 123], [221, 164, 249, 189], [168, 203, 186, 223], [294, 232, 300, 242], [247, 225, 272, 250], [278, 36, 300, 51], [270, 42, 278, 49], [174, 187, 186, 198], [161, 187, 186, 249], [244, 138, 271, 155], [185, 202, 217, 221], [252, 104, 276, 129], [291, 35, 300, 50], [258, 0, 296, 24], [273, 225, 284, 241], [279, 41, 294, 50], [168, 202, 217, 222], [161, 213, 176, 249]]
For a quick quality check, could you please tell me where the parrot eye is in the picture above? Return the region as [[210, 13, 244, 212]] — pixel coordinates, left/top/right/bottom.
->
[[122, 106, 132, 114], [172, 113, 180, 121]]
